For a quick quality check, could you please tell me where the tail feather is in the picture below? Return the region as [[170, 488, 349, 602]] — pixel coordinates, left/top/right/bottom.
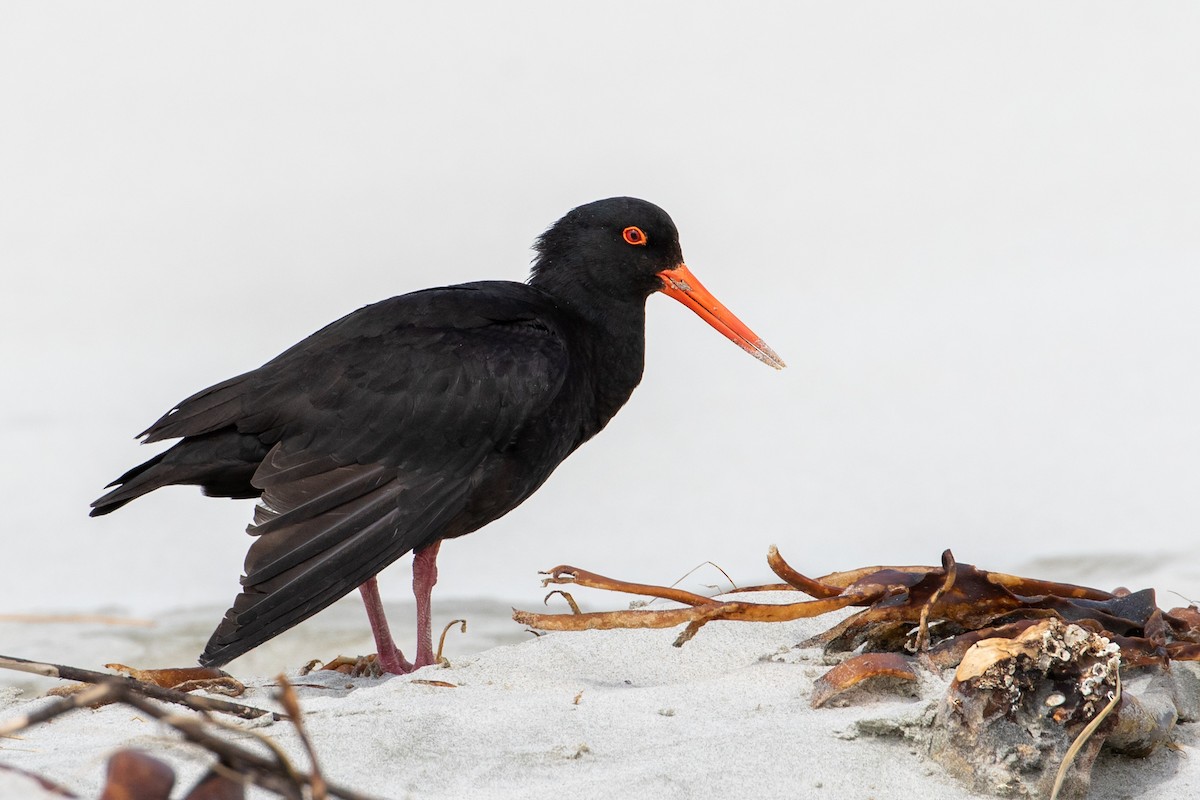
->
[[90, 429, 269, 516], [139, 371, 257, 444]]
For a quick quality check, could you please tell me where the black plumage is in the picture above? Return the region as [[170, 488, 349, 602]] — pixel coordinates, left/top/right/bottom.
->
[[92, 197, 782, 672]]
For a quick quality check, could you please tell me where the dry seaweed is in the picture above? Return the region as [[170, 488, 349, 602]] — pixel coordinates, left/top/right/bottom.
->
[[810, 652, 920, 708], [514, 547, 1200, 667], [514, 546, 1200, 798]]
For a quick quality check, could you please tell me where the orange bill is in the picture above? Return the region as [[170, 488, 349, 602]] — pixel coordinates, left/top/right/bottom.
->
[[657, 264, 786, 370]]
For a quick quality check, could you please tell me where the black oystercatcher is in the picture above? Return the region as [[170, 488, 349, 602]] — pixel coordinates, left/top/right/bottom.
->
[[91, 197, 784, 673]]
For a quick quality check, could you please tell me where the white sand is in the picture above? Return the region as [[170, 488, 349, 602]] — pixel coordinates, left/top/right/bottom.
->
[[1, 592, 1197, 800]]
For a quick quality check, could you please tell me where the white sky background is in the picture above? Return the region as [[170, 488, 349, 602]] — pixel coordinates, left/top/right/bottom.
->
[[1, 4, 1198, 616]]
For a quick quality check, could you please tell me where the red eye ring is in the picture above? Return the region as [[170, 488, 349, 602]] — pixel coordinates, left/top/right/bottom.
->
[[622, 226, 648, 246]]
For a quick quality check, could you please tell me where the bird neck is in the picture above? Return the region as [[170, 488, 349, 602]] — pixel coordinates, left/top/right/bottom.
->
[[563, 300, 647, 444], [529, 264, 651, 439]]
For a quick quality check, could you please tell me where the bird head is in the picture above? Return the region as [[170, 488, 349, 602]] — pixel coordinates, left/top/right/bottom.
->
[[531, 197, 785, 370]]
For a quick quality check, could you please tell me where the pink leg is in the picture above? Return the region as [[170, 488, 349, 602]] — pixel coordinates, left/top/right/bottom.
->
[[412, 540, 442, 668], [358, 576, 413, 674]]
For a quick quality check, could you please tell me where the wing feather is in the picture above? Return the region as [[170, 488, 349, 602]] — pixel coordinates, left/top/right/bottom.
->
[[195, 284, 572, 666]]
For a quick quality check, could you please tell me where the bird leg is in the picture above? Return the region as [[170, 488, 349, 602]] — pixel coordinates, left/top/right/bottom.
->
[[357, 576, 413, 674], [411, 540, 442, 668], [346, 543, 442, 675]]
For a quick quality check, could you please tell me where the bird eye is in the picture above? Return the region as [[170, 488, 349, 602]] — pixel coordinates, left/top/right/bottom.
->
[[622, 226, 648, 246]]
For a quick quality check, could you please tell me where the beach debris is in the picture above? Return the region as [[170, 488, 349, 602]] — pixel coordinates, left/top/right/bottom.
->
[[99, 749, 177, 800], [314, 654, 386, 677], [177, 768, 246, 800], [436, 619, 467, 666], [104, 664, 245, 697], [515, 546, 1200, 798], [931, 618, 1122, 800], [45, 682, 110, 701], [0, 655, 268, 721], [515, 548, 1200, 664], [0, 674, 376, 800], [810, 652, 920, 708], [275, 676, 327, 800], [311, 619, 467, 676], [176, 767, 244, 800]]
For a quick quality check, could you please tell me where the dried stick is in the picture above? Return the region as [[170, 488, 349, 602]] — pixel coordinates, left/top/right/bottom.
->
[[436, 619, 468, 664], [539, 566, 716, 607], [275, 676, 327, 800], [1049, 670, 1123, 800], [118, 690, 379, 800], [0, 662, 380, 800], [0, 654, 277, 721]]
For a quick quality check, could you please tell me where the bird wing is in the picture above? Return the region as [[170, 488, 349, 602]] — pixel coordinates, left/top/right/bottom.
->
[[195, 284, 572, 666]]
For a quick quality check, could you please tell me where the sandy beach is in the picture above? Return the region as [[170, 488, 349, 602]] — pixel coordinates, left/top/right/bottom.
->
[[2, 588, 1197, 799]]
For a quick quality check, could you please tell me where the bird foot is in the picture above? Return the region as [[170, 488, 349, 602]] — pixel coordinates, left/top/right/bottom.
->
[[316, 654, 385, 677], [315, 652, 415, 676]]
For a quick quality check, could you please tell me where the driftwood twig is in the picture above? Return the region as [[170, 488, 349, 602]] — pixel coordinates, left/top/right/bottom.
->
[[0, 654, 276, 721], [1, 666, 379, 800]]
